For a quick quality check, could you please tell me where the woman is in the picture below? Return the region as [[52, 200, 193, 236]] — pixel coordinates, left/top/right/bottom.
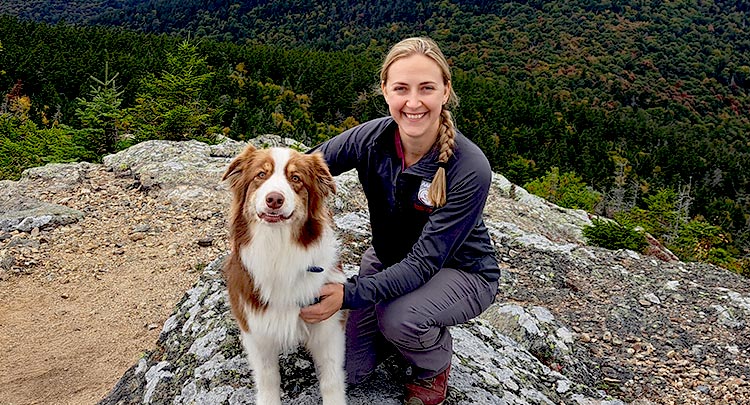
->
[[300, 37, 499, 405]]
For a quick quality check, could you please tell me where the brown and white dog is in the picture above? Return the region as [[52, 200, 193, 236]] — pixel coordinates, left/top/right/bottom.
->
[[222, 145, 347, 405]]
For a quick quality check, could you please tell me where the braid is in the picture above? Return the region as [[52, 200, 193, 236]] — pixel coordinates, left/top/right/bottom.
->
[[428, 109, 456, 208]]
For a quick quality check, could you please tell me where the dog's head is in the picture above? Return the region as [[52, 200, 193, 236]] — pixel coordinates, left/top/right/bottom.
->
[[223, 145, 336, 246]]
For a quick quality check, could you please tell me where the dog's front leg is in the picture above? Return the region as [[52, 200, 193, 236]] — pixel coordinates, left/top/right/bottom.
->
[[241, 332, 282, 405], [306, 316, 347, 405]]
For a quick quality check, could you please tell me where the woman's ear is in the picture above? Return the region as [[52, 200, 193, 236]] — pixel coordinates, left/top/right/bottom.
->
[[381, 80, 389, 103]]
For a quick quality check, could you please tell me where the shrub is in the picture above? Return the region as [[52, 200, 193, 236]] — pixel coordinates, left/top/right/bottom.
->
[[583, 218, 649, 253], [0, 118, 96, 180], [667, 218, 737, 264], [505, 154, 538, 186], [524, 167, 602, 211]]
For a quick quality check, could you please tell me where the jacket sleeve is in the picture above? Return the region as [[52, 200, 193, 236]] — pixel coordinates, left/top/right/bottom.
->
[[341, 157, 493, 309], [308, 121, 378, 176]]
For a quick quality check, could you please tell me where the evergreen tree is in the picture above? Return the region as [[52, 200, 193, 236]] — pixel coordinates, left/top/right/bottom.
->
[[125, 40, 220, 144], [524, 167, 602, 212], [74, 61, 124, 154]]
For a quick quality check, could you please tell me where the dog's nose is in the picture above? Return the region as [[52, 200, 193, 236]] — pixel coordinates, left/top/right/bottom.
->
[[265, 192, 284, 209]]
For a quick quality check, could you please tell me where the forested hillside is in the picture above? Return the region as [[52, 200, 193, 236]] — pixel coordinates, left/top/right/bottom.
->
[[0, 1, 748, 272]]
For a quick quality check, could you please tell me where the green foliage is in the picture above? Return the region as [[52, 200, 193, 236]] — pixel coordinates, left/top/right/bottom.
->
[[0, 117, 96, 180], [504, 154, 538, 187], [613, 187, 750, 276], [124, 40, 221, 145], [665, 217, 750, 277], [583, 218, 649, 253], [225, 61, 359, 145], [668, 219, 736, 266], [524, 167, 602, 212], [74, 62, 124, 154], [616, 189, 678, 237], [615, 187, 696, 245]]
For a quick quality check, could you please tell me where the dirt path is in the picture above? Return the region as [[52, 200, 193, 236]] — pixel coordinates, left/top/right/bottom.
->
[[0, 166, 228, 405]]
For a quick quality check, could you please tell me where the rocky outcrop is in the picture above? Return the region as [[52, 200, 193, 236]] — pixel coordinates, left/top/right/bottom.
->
[[98, 255, 617, 405], [0, 163, 89, 233], [4, 136, 749, 404]]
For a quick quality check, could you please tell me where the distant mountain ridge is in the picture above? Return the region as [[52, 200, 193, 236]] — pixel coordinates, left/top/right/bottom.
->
[[3, 1, 748, 151], [4, 1, 749, 99]]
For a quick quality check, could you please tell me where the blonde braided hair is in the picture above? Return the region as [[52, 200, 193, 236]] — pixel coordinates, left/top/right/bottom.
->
[[380, 37, 459, 208], [428, 109, 456, 207]]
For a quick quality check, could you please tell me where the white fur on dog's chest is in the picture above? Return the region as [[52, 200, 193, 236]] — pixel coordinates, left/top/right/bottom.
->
[[239, 225, 344, 349], [243, 303, 315, 351]]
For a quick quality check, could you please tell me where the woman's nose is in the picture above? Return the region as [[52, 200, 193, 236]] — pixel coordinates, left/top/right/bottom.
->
[[405, 92, 420, 107]]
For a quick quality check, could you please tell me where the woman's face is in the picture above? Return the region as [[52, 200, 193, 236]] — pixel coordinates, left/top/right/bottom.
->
[[382, 54, 450, 145]]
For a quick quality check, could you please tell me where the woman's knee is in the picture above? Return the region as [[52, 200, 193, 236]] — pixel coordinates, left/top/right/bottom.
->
[[376, 301, 429, 347]]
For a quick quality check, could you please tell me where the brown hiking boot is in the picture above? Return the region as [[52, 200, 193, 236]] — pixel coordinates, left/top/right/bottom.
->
[[403, 364, 450, 405]]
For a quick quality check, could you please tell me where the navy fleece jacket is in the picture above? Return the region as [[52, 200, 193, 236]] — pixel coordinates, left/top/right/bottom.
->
[[313, 117, 499, 309]]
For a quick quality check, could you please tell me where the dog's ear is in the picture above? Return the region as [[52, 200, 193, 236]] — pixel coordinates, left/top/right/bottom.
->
[[222, 144, 257, 185], [308, 152, 336, 197]]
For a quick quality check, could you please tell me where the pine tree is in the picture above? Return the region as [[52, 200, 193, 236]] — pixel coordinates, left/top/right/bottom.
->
[[74, 61, 124, 154], [125, 40, 220, 144]]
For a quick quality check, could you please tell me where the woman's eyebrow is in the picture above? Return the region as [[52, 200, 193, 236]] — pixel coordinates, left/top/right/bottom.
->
[[389, 80, 439, 86]]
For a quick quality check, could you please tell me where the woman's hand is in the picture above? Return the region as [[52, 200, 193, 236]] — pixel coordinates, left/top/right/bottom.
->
[[300, 283, 344, 323]]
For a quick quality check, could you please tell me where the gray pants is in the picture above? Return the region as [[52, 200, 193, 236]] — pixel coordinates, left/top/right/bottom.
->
[[345, 247, 498, 383]]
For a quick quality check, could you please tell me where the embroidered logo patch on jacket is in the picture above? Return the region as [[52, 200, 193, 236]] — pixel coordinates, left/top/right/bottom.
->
[[415, 180, 435, 212]]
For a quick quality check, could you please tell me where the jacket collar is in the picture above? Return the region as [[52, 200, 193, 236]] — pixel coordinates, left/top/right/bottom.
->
[[372, 117, 448, 179]]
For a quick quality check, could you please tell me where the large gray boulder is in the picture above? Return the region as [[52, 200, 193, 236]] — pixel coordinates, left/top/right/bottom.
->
[[98, 255, 617, 405], [0, 163, 89, 233]]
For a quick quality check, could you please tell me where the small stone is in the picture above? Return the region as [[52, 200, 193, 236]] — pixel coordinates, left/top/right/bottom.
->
[[61, 293, 69, 299], [0, 253, 15, 271], [580, 333, 591, 343], [132, 223, 151, 233], [197, 237, 214, 247], [725, 376, 744, 386], [556, 379, 571, 393], [193, 210, 213, 221], [643, 293, 661, 305], [695, 385, 710, 394]]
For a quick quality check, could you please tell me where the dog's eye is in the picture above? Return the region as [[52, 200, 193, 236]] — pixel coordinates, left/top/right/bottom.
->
[[291, 175, 301, 183], [256, 171, 266, 179]]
